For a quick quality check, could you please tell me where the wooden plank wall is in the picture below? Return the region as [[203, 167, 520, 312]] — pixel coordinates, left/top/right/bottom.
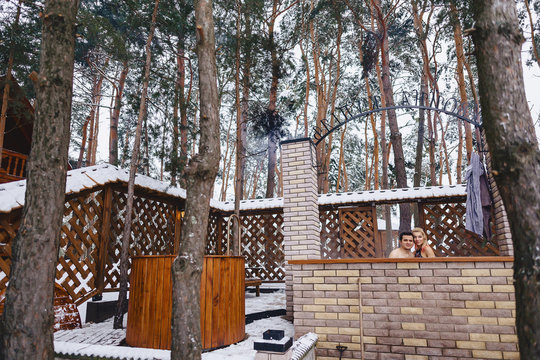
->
[[126, 255, 245, 351]]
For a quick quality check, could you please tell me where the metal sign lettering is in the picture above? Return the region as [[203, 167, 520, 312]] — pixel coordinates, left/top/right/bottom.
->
[[312, 91, 482, 145]]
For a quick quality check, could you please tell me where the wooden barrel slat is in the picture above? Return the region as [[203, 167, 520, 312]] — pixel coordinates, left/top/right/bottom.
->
[[202, 257, 213, 348], [126, 255, 245, 350], [162, 258, 173, 349]]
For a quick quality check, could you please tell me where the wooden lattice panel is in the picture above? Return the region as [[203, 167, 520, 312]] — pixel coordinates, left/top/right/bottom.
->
[[339, 206, 381, 258], [420, 202, 499, 257], [56, 191, 104, 302], [240, 213, 284, 282], [320, 208, 341, 259], [103, 190, 176, 291], [130, 196, 175, 255], [205, 212, 227, 255]]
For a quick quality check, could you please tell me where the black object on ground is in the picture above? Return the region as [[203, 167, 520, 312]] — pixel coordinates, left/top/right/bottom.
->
[[263, 329, 284, 340], [254, 336, 292, 353], [245, 309, 286, 324], [86, 299, 128, 323]]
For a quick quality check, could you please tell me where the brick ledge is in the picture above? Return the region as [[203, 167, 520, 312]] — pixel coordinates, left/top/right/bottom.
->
[[288, 256, 513, 264]]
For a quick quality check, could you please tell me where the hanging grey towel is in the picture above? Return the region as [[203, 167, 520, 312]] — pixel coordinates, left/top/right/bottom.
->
[[465, 152, 484, 237]]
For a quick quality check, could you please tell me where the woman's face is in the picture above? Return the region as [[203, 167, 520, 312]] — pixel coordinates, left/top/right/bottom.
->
[[413, 232, 424, 246]]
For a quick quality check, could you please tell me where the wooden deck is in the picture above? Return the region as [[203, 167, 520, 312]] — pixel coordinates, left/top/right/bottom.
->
[[54, 284, 285, 348], [55, 319, 126, 346]]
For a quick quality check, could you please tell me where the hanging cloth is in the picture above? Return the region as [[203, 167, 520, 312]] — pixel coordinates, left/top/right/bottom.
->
[[465, 153, 484, 237]]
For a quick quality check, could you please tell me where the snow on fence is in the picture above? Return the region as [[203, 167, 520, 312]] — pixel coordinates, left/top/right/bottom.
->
[[0, 164, 504, 305]]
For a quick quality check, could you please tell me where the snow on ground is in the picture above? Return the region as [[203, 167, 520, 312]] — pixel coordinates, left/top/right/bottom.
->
[[56, 284, 291, 360], [203, 317, 293, 360]]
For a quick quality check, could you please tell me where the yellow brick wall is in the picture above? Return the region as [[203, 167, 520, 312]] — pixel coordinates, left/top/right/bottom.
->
[[290, 260, 518, 360]]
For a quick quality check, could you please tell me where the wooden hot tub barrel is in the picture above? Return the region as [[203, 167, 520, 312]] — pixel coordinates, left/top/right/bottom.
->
[[126, 255, 245, 350]]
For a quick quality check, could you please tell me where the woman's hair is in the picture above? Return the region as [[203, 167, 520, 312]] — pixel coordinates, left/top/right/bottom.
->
[[412, 227, 428, 247]]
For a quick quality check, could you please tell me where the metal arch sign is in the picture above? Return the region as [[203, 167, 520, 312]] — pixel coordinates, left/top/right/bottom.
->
[[312, 91, 482, 145]]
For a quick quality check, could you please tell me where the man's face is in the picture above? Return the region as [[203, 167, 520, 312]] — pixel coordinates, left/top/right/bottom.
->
[[400, 235, 414, 251]]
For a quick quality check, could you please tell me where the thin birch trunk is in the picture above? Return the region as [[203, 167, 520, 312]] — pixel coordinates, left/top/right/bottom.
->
[[110, 61, 128, 166], [114, 0, 160, 329]]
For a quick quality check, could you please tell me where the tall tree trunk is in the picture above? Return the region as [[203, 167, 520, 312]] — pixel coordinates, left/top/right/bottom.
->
[[266, 132, 278, 198], [375, 57, 393, 254], [171, 0, 221, 356], [171, 38, 188, 187], [233, 1, 251, 254], [0, 0, 22, 168], [413, 74, 427, 225], [322, 17, 342, 194], [358, 38, 379, 189], [86, 68, 106, 166], [0, 0, 79, 358], [374, 0, 411, 232], [160, 114, 167, 180], [265, 0, 281, 198], [90, 88, 101, 164], [113, 0, 160, 329], [449, 0, 473, 173], [179, 42, 192, 189], [143, 110, 150, 175], [109, 60, 128, 166], [524, 0, 540, 66], [121, 127, 130, 167], [472, 1, 540, 358], [77, 115, 90, 168], [170, 42, 181, 186]]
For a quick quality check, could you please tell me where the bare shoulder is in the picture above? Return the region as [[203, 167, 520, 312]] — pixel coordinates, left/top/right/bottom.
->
[[424, 245, 436, 258]]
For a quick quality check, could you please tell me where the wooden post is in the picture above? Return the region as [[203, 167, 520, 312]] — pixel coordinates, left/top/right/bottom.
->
[[217, 213, 222, 254], [95, 186, 113, 294], [173, 205, 182, 255]]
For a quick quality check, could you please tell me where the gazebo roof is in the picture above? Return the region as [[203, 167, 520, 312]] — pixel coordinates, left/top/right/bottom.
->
[[0, 163, 467, 214]]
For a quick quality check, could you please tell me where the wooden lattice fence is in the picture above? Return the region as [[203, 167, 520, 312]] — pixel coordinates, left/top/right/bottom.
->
[[0, 210, 21, 291], [420, 201, 499, 256], [320, 206, 382, 259], [0, 183, 504, 306], [320, 208, 340, 259], [240, 211, 284, 282], [205, 211, 285, 282], [0, 185, 182, 305]]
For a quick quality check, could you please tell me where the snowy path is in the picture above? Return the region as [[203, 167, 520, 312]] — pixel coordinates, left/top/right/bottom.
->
[[54, 284, 292, 360]]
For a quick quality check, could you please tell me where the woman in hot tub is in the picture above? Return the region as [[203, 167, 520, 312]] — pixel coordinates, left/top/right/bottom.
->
[[412, 227, 436, 258]]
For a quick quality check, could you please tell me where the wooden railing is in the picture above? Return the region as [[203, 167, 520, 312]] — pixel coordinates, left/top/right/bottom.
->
[[0, 149, 27, 181]]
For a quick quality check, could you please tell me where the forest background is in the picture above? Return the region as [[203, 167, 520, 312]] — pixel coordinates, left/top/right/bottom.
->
[[1, 0, 539, 203]]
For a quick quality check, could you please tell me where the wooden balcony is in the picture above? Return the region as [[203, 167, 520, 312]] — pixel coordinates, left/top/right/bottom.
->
[[0, 149, 27, 183]]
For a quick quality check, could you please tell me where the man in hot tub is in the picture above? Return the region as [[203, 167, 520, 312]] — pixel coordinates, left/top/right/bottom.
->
[[388, 231, 414, 258]]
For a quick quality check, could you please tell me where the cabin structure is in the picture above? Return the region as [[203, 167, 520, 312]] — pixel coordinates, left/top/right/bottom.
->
[[0, 75, 34, 184], [0, 136, 519, 359]]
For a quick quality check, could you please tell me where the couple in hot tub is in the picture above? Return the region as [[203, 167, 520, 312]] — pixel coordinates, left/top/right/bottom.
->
[[389, 228, 436, 258]]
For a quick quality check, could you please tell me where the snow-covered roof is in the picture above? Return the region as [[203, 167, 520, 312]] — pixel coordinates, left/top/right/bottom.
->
[[219, 197, 284, 212], [318, 184, 467, 206], [0, 163, 467, 214], [0, 164, 187, 213]]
